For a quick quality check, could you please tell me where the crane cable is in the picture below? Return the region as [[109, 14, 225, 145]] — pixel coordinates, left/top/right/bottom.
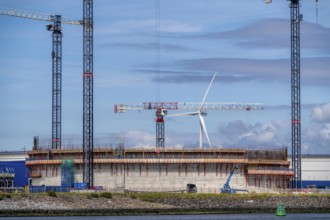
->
[[155, 0, 161, 101], [316, 0, 319, 24]]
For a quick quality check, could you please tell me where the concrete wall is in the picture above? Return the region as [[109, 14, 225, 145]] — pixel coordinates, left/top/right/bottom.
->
[[96, 163, 249, 193], [31, 163, 251, 193], [32, 166, 61, 186], [30, 156, 330, 190]]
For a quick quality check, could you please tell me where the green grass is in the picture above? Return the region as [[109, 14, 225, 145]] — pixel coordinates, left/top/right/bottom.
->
[[47, 190, 57, 197], [88, 192, 100, 198], [130, 191, 327, 202], [100, 192, 112, 199], [4, 194, 11, 199]]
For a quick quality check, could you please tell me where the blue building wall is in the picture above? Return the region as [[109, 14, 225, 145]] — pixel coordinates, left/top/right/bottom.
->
[[0, 161, 29, 187], [301, 180, 330, 189]]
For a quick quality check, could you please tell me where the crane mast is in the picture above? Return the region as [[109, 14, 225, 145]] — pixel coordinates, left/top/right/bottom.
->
[[265, 0, 303, 189], [0, 7, 81, 150], [83, 0, 94, 188], [115, 102, 179, 148], [48, 15, 62, 150], [290, 0, 302, 189]]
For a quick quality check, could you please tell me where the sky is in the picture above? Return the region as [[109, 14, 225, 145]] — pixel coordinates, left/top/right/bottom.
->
[[0, 0, 329, 154]]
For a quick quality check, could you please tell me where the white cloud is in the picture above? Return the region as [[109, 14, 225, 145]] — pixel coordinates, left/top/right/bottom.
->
[[120, 130, 155, 148], [100, 19, 201, 34], [319, 123, 330, 141], [171, 57, 330, 86], [195, 19, 330, 52], [160, 20, 201, 33], [255, 130, 275, 143], [295, 104, 330, 153], [101, 19, 155, 33], [217, 119, 289, 147], [112, 114, 329, 153], [303, 122, 330, 153], [310, 103, 330, 123]]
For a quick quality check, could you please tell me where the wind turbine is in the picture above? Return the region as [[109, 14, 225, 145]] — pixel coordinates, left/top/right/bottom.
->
[[169, 73, 217, 148]]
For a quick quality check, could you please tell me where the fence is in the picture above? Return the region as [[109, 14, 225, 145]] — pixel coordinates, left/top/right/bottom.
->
[[29, 186, 70, 193]]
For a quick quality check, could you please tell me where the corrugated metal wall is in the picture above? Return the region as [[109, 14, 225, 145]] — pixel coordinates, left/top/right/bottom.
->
[[0, 161, 28, 187]]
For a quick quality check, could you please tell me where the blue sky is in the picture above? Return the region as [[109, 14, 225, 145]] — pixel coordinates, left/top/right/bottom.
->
[[0, 0, 329, 153]]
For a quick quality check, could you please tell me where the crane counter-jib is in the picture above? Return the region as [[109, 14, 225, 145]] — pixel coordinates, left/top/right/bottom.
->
[[114, 102, 179, 113]]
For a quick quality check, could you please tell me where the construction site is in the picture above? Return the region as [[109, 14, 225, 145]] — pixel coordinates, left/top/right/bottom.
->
[[1, 0, 329, 193], [26, 146, 293, 193]]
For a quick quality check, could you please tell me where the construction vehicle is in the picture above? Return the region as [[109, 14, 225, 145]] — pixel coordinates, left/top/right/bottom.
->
[[186, 183, 197, 193], [221, 165, 249, 194]]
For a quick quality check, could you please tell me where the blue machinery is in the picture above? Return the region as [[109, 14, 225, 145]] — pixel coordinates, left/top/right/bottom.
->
[[221, 165, 249, 194]]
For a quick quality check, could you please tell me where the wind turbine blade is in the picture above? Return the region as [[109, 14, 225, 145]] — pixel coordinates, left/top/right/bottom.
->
[[200, 72, 217, 112], [199, 114, 212, 148], [167, 112, 198, 117], [199, 119, 203, 149]]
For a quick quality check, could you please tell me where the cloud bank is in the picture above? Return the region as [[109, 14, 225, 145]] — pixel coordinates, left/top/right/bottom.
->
[[119, 103, 330, 154]]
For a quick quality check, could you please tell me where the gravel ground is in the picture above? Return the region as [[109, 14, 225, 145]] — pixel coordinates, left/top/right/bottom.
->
[[154, 194, 330, 212], [0, 193, 174, 211], [0, 193, 329, 216]]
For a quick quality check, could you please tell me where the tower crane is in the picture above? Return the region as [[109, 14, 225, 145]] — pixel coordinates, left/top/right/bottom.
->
[[115, 73, 263, 149], [115, 102, 178, 148], [0, 7, 82, 150], [265, 0, 302, 189], [114, 101, 263, 148]]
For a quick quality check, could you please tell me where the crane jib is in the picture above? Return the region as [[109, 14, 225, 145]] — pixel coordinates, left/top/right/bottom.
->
[[0, 7, 81, 25]]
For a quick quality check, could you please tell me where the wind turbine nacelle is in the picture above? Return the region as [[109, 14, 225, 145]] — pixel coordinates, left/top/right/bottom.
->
[[157, 109, 167, 116], [201, 112, 207, 116]]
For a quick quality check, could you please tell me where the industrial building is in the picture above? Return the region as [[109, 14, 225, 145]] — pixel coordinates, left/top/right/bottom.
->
[[0, 151, 28, 188], [289, 155, 330, 189]]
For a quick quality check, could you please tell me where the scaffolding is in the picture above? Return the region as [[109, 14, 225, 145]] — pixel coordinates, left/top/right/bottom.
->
[[247, 148, 288, 161], [61, 160, 74, 187], [27, 147, 292, 191]]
